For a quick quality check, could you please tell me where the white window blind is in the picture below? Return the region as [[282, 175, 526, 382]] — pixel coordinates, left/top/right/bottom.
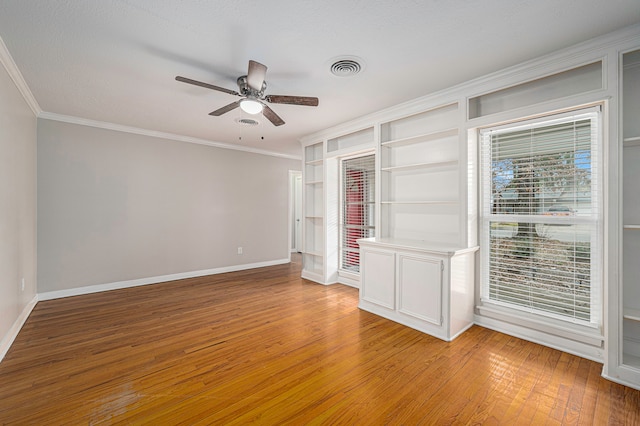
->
[[341, 154, 375, 273], [480, 108, 601, 326]]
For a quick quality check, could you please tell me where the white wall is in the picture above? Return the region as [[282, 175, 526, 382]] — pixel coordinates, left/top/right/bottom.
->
[[37, 119, 300, 293], [0, 57, 37, 356]]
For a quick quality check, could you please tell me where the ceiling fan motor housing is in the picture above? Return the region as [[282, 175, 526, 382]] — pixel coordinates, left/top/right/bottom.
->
[[237, 76, 266, 100]]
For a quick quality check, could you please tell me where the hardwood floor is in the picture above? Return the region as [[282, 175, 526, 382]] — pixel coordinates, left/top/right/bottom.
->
[[0, 255, 638, 425]]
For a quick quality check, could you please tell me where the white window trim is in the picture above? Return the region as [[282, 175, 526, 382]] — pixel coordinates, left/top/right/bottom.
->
[[477, 105, 604, 336], [338, 152, 376, 274]]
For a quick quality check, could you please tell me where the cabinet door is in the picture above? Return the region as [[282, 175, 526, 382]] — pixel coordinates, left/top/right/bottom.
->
[[397, 254, 442, 325], [361, 249, 395, 309]]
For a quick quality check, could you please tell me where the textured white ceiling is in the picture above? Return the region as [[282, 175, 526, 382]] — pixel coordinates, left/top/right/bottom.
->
[[0, 1, 638, 157]]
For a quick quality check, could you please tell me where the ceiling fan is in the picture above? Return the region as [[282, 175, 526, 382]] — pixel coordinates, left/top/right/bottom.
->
[[176, 60, 319, 126]]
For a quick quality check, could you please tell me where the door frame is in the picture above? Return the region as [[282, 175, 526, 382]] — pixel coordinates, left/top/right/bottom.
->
[[288, 170, 303, 260]]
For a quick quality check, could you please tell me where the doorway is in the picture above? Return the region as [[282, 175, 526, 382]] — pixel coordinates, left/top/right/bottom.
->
[[289, 170, 303, 257]]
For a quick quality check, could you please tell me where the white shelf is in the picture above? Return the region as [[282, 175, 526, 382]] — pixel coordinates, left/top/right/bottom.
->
[[381, 200, 458, 205], [623, 353, 640, 369], [381, 128, 458, 147], [624, 224, 640, 230], [359, 237, 478, 256], [381, 160, 458, 172], [305, 158, 323, 166], [303, 141, 325, 284], [304, 142, 323, 164], [624, 308, 640, 322], [624, 136, 640, 147]]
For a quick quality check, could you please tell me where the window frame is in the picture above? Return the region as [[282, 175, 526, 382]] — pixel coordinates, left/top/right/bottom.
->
[[339, 153, 376, 274], [478, 106, 603, 329]]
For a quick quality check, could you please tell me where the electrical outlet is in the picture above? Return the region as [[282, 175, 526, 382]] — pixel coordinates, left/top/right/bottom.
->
[[20, 278, 25, 291], [237, 247, 243, 255]]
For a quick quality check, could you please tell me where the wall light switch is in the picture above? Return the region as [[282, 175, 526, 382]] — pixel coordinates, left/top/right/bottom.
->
[[237, 247, 243, 255]]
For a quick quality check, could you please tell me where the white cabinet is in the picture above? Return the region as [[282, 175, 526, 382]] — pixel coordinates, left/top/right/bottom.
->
[[397, 253, 442, 326], [359, 238, 477, 341], [360, 248, 395, 309]]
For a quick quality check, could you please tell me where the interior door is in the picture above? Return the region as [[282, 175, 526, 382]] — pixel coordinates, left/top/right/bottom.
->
[[294, 173, 303, 252]]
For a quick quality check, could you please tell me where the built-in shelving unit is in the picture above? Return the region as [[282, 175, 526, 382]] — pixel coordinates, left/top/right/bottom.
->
[[378, 103, 463, 246], [622, 48, 640, 379], [295, 25, 640, 388], [612, 48, 640, 388], [302, 141, 325, 282], [301, 127, 376, 285], [358, 101, 478, 341]]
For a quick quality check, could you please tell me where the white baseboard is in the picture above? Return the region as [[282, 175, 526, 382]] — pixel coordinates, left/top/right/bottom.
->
[[337, 269, 360, 288], [601, 372, 640, 392], [38, 258, 290, 301], [301, 270, 325, 284], [0, 295, 38, 362], [474, 315, 604, 362], [337, 278, 359, 289]]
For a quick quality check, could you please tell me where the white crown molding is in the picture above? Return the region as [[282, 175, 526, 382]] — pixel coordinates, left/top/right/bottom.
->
[[38, 111, 302, 160], [0, 36, 41, 116], [38, 112, 301, 161], [0, 35, 300, 161]]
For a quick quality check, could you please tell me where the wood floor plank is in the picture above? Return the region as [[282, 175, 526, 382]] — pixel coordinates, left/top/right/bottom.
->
[[0, 255, 639, 424]]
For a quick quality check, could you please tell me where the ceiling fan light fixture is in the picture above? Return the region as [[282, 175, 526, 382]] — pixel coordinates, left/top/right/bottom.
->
[[176, 59, 318, 126], [240, 99, 263, 114]]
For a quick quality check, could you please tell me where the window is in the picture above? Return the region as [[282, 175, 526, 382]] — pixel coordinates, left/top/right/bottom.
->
[[340, 154, 375, 273], [480, 107, 602, 326]]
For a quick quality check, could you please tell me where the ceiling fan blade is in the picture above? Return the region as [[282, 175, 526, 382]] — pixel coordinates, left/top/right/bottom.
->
[[262, 105, 285, 126], [176, 76, 239, 96], [266, 95, 319, 107], [209, 101, 241, 116], [247, 60, 267, 91]]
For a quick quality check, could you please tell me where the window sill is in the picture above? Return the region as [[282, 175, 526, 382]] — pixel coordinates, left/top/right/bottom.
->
[[476, 303, 603, 347]]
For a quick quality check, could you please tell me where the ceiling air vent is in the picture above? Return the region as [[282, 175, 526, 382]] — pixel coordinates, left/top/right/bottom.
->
[[237, 118, 259, 126], [329, 56, 364, 77]]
